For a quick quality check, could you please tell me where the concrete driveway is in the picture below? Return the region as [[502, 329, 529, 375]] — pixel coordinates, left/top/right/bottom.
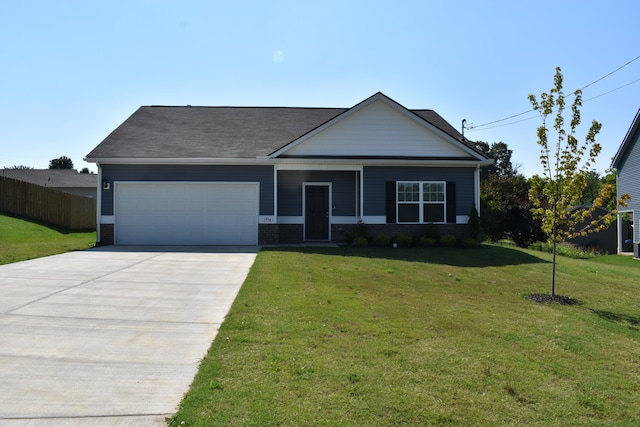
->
[[0, 246, 258, 426]]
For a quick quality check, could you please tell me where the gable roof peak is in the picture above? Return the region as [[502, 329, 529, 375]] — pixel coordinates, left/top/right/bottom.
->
[[612, 108, 640, 168]]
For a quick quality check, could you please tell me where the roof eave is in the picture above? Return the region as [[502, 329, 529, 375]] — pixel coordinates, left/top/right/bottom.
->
[[270, 157, 492, 167], [84, 157, 271, 165], [85, 156, 492, 167]]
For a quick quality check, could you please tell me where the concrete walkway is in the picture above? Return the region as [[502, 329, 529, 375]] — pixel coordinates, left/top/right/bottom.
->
[[0, 246, 258, 426]]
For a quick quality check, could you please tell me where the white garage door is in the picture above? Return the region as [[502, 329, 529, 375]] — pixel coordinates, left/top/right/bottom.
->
[[115, 182, 259, 245]]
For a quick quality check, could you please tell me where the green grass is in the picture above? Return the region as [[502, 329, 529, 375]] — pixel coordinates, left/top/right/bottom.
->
[[169, 245, 640, 426], [0, 213, 95, 265]]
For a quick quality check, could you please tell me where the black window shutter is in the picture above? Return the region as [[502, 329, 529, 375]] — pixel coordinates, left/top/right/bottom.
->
[[385, 181, 396, 224], [446, 182, 456, 223]]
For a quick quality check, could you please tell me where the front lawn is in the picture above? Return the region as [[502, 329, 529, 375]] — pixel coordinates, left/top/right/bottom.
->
[[0, 213, 95, 265], [169, 245, 640, 426]]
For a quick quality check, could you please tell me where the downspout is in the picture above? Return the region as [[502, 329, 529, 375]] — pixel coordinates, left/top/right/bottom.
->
[[474, 165, 481, 216], [96, 162, 102, 244], [273, 165, 278, 219], [617, 212, 622, 254], [359, 167, 364, 221]]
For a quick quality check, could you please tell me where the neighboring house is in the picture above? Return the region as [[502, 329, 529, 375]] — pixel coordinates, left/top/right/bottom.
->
[[0, 169, 97, 198], [84, 92, 492, 246], [611, 108, 640, 255]]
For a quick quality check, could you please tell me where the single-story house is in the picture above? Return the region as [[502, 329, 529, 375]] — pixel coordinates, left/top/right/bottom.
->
[[611, 108, 640, 255], [84, 92, 492, 246], [0, 169, 97, 198]]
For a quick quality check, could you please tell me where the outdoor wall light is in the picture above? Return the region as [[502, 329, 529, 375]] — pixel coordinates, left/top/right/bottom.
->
[[102, 180, 111, 190]]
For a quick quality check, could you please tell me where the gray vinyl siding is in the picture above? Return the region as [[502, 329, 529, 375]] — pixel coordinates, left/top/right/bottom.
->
[[277, 170, 357, 216], [363, 166, 475, 217], [616, 131, 640, 242], [100, 164, 274, 216]]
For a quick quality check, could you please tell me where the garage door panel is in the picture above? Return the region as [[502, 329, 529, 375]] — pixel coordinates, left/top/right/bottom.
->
[[115, 183, 258, 245]]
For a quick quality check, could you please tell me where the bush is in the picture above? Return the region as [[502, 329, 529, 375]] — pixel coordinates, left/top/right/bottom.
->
[[396, 235, 413, 247], [374, 234, 392, 247], [420, 236, 437, 247], [462, 238, 479, 248], [355, 220, 368, 238], [352, 236, 369, 247], [344, 233, 355, 245], [421, 224, 440, 240], [440, 236, 457, 247]]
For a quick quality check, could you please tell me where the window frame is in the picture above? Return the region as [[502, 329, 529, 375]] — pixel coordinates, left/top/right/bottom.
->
[[396, 181, 447, 224]]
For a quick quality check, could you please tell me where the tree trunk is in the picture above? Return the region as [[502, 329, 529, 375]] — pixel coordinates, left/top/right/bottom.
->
[[551, 238, 557, 297]]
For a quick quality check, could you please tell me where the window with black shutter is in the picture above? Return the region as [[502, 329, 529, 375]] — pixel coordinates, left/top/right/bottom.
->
[[392, 181, 450, 224]]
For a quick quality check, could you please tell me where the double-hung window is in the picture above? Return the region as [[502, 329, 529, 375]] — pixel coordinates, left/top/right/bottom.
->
[[397, 181, 446, 223]]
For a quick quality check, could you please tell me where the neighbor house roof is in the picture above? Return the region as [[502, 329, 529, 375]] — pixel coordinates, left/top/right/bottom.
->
[[611, 108, 640, 168], [1, 169, 97, 188], [85, 92, 488, 161]]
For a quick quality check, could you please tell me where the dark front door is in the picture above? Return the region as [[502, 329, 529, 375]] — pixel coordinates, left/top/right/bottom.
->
[[305, 185, 330, 240]]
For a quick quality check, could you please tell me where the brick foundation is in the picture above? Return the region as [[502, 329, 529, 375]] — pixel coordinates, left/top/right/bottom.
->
[[278, 224, 304, 243], [101, 221, 468, 246], [332, 223, 469, 244], [258, 224, 279, 245], [99, 224, 114, 245]]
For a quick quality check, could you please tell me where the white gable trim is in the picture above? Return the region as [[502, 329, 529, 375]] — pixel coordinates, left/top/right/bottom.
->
[[269, 92, 485, 161]]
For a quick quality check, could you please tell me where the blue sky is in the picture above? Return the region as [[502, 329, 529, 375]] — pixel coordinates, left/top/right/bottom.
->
[[2, 0, 639, 177]]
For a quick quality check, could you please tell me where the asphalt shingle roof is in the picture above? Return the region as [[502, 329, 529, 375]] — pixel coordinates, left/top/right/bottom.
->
[[1, 169, 97, 188], [86, 107, 347, 159], [85, 97, 482, 160]]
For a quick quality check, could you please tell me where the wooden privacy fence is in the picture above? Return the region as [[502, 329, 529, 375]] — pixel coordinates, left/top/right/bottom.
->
[[0, 176, 96, 230]]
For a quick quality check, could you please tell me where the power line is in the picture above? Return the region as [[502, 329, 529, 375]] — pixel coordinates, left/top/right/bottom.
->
[[466, 108, 533, 129], [467, 54, 640, 131], [467, 75, 640, 133], [584, 76, 640, 102], [579, 54, 640, 91], [466, 114, 539, 132]]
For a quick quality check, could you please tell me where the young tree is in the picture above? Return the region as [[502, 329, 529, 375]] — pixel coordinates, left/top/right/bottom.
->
[[602, 168, 620, 211], [49, 156, 74, 169], [528, 67, 629, 297]]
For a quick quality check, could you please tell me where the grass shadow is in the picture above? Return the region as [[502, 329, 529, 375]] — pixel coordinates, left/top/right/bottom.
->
[[262, 244, 548, 268], [590, 309, 640, 329]]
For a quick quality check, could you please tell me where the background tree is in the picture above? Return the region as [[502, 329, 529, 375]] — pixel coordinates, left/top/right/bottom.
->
[[472, 141, 516, 180], [49, 156, 74, 169], [528, 67, 629, 297], [472, 140, 541, 246], [576, 169, 621, 209], [602, 168, 620, 211], [481, 174, 544, 247], [579, 169, 603, 205], [80, 167, 90, 174], [5, 165, 34, 169]]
